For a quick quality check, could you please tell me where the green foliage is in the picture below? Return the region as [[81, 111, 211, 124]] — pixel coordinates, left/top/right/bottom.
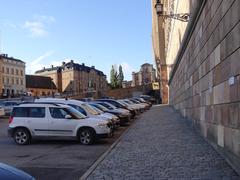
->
[[110, 65, 124, 89], [110, 65, 118, 88], [118, 65, 124, 88]]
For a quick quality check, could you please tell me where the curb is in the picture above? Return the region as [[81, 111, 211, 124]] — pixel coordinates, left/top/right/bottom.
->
[[79, 119, 136, 180]]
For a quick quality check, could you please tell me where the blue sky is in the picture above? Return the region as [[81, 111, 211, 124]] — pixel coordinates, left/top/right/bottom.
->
[[0, 0, 153, 81]]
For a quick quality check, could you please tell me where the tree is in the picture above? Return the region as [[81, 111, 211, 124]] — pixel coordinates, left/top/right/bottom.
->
[[110, 65, 118, 88], [117, 65, 124, 88]]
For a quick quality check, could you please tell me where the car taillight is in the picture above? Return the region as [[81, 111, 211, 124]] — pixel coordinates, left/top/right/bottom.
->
[[9, 116, 13, 124]]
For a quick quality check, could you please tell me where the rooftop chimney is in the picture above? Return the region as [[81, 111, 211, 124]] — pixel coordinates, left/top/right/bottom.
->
[[70, 60, 74, 63], [51, 65, 54, 68], [82, 63, 85, 66], [91, 66, 95, 69], [62, 62, 65, 66]]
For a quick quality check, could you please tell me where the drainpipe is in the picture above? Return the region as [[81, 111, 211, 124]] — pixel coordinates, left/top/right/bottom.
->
[[168, 0, 207, 85]]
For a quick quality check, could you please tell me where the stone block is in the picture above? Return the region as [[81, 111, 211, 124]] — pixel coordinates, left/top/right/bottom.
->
[[205, 105, 213, 123], [220, 22, 240, 61], [214, 44, 221, 66], [230, 48, 240, 77], [200, 121, 207, 138], [217, 125, 224, 147], [207, 123, 218, 144], [220, 0, 240, 40], [232, 129, 240, 157], [224, 127, 233, 153], [228, 103, 240, 129], [213, 82, 225, 104], [213, 104, 222, 125], [224, 127, 240, 157], [221, 104, 229, 126]]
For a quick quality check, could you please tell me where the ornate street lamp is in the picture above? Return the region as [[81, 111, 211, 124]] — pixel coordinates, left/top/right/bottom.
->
[[155, 0, 190, 22]]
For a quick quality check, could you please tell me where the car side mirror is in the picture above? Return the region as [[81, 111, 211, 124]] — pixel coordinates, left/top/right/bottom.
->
[[65, 114, 72, 119]]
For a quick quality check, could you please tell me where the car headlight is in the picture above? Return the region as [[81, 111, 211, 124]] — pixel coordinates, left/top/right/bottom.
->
[[97, 123, 107, 128]]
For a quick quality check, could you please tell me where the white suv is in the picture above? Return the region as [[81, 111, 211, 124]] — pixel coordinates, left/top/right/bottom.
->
[[8, 103, 111, 145]]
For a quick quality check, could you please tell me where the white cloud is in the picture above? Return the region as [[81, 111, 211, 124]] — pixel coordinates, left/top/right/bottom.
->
[[24, 21, 48, 38], [23, 15, 55, 38], [119, 62, 136, 81], [121, 62, 136, 73], [27, 51, 56, 74]]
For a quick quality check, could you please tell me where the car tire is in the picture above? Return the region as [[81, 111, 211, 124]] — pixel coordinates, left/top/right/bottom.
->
[[14, 128, 31, 145], [78, 128, 95, 145]]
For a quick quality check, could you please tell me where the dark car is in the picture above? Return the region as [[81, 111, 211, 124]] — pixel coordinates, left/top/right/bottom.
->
[[0, 163, 35, 180], [90, 102, 130, 125], [96, 99, 136, 118]]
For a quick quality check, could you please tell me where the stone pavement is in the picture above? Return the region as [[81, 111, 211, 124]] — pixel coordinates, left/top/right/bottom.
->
[[87, 105, 240, 180]]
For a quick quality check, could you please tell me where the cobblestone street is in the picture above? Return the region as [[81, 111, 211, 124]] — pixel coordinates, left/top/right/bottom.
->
[[87, 105, 240, 179]]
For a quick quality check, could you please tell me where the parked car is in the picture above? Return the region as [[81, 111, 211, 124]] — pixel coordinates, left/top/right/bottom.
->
[[92, 101, 131, 124], [120, 99, 145, 113], [129, 98, 150, 110], [88, 103, 120, 128], [0, 101, 19, 115], [35, 98, 115, 131], [97, 99, 136, 118], [0, 162, 35, 180], [8, 103, 112, 145], [140, 95, 156, 104]]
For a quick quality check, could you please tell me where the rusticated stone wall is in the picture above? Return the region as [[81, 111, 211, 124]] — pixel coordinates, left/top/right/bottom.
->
[[169, 0, 240, 173]]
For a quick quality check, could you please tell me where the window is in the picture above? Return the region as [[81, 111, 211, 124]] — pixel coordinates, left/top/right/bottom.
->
[[49, 107, 68, 119], [6, 68, 9, 74], [29, 107, 45, 118], [16, 69, 19, 75], [68, 104, 87, 116], [20, 79, 23, 85], [81, 104, 99, 115], [16, 78, 19, 85], [11, 68, 14, 74], [12, 107, 28, 117], [11, 78, 14, 85], [2, 67, 4, 73], [6, 78, 9, 84], [20, 70, 23, 76]]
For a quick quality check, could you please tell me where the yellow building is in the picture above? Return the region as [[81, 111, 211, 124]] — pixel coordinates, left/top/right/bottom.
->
[[151, 0, 191, 104], [0, 54, 26, 97]]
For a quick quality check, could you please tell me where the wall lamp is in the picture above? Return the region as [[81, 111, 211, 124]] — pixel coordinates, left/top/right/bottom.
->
[[155, 0, 190, 22]]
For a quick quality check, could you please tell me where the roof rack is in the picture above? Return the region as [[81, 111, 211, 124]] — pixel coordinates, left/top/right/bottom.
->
[[19, 102, 61, 106]]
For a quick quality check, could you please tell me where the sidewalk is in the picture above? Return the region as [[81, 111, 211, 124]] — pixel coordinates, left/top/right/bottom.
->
[[86, 105, 239, 179]]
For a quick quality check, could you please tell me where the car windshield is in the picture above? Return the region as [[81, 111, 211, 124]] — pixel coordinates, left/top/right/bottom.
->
[[93, 104, 108, 112], [124, 100, 133, 104], [97, 103, 112, 110], [117, 101, 127, 108], [66, 107, 87, 119], [81, 103, 99, 115], [90, 104, 103, 114], [119, 100, 129, 106]]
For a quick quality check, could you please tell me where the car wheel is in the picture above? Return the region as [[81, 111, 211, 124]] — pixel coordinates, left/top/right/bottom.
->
[[79, 128, 95, 145], [14, 128, 31, 145]]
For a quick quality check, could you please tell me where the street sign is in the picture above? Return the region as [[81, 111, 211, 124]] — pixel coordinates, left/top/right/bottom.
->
[[152, 82, 160, 90]]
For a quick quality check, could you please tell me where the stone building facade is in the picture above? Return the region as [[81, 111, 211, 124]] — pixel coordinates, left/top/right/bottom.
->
[[131, 63, 156, 87], [35, 60, 108, 98], [0, 54, 26, 97], [151, 0, 191, 104], [26, 75, 57, 97], [153, 0, 240, 173]]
